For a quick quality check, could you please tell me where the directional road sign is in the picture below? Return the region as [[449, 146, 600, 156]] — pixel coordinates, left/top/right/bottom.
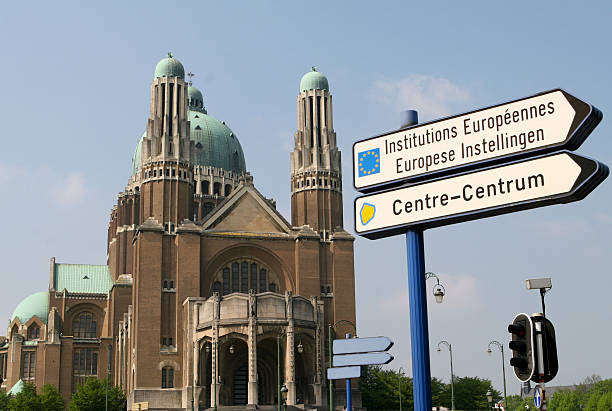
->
[[327, 366, 361, 380], [333, 336, 394, 355], [355, 151, 608, 239], [333, 351, 394, 367], [353, 89, 602, 192], [534, 386, 542, 409]]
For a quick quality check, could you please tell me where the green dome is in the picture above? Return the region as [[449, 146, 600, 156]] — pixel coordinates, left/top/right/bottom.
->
[[189, 110, 246, 173], [300, 67, 329, 92], [154, 53, 185, 79], [188, 86, 206, 113], [11, 291, 49, 325], [132, 132, 146, 176]]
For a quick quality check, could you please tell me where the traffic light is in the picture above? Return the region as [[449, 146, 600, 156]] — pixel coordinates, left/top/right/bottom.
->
[[508, 313, 535, 382], [530, 314, 558, 383]]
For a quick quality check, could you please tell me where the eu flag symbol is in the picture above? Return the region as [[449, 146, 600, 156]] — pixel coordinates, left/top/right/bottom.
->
[[358, 148, 381, 177]]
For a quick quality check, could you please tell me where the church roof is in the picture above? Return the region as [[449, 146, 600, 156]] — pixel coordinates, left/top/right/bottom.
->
[[154, 53, 185, 79], [300, 67, 329, 92], [190, 110, 246, 173], [11, 291, 49, 325], [8, 379, 24, 395], [53, 264, 113, 294]]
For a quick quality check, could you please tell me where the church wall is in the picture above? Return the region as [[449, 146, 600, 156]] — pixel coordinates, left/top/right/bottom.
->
[[42, 342, 60, 389], [133, 229, 163, 388], [110, 284, 132, 345], [330, 238, 356, 337], [58, 337, 73, 401], [294, 236, 322, 298]]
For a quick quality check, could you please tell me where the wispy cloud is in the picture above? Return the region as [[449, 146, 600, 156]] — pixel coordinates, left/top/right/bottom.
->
[[54, 173, 86, 206], [372, 74, 471, 121]]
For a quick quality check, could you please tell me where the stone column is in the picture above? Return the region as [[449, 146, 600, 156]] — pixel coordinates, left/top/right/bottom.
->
[[210, 293, 221, 407], [285, 291, 296, 405], [247, 290, 258, 405], [192, 304, 200, 411], [311, 296, 324, 405]]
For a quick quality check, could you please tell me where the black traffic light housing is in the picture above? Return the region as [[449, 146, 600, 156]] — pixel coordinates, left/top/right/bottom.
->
[[531, 314, 558, 383], [508, 313, 535, 382]]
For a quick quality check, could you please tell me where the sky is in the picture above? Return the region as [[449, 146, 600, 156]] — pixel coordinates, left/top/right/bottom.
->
[[1, 0, 611, 397]]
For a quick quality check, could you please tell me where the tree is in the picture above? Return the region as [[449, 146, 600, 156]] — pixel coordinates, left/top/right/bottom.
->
[[39, 384, 65, 411], [0, 388, 10, 411], [451, 376, 500, 410], [7, 383, 42, 411], [69, 378, 125, 411]]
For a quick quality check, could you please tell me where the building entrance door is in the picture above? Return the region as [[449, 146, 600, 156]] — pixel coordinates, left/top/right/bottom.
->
[[233, 365, 248, 405]]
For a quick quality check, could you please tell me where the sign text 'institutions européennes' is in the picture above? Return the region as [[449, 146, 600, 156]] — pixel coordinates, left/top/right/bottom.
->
[[355, 152, 608, 239], [353, 89, 602, 192]]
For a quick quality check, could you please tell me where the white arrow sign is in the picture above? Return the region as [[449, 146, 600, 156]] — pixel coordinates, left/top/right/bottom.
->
[[355, 152, 607, 239], [333, 352, 394, 367], [327, 366, 361, 380], [333, 336, 394, 355], [353, 89, 601, 192]]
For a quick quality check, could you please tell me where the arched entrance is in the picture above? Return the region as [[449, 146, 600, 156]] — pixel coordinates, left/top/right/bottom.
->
[[233, 365, 248, 405]]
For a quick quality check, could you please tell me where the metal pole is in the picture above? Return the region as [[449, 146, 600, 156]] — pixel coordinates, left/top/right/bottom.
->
[[278, 335, 281, 411], [214, 340, 217, 411], [398, 367, 403, 411], [345, 333, 352, 411], [449, 344, 455, 411], [192, 340, 195, 411], [501, 345, 507, 407], [106, 344, 111, 411], [402, 110, 432, 411], [406, 228, 432, 411], [329, 325, 334, 411]]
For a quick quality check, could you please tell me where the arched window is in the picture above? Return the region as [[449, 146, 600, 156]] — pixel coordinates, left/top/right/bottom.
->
[[27, 325, 40, 340], [222, 268, 230, 295], [212, 260, 279, 296], [231, 263, 239, 293], [73, 312, 97, 339], [224, 184, 232, 196], [162, 366, 174, 388], [213, 182, 221, 195]]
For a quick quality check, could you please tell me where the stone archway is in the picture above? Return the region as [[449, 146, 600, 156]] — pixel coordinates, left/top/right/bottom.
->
[[257, 337, 281, 405]]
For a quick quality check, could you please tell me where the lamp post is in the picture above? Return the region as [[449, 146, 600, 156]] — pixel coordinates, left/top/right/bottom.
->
[[328, 320, 356, 411], [425, 272, 446, 304], [486, 389, 493, 410], [281, 384, 288, 411], [205, 341, 218, 411], [398, 367, 404, 411], [277, 329, 303, 411], [437, 341, 455, 411], [106, 344, 111, 411], [488, 340, 507, 408]]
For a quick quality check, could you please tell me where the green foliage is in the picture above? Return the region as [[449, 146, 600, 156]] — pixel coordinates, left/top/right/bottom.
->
[[0, 388, 9, 411], [5, 383, 64, 411], [39, 384, 65, 411], [360, 366, 412, 410], [360, 367, 500, 411], [69, 378, 125, 411], [7, 383, 43, 411]]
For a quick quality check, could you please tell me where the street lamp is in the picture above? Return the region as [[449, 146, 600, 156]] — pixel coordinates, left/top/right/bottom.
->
[[328, 320, 356, 411], [437, 341, 455, 411], [425, 272, 446, 303], [277, 329, 303, 411], [487, 340, 507, 408], [205, 342, 218, 411], [281, 384, 288, 411], [486, 390, 493, 410], [398, 367, 404, 411]]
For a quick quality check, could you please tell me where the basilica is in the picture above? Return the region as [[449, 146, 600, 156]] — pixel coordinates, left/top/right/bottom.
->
[[0, 55, 357, 410]]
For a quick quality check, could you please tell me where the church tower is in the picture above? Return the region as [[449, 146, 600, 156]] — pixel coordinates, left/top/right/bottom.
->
[[138, 53, 194, 227], [290, 67, 343, 235]]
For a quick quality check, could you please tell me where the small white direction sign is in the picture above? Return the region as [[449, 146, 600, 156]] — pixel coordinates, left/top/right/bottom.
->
[[353, 89, 601, 192], [327, 366, 361, 380], [355, 152, 608, 239], [333, 336, 394, 355], [333, 352, 394, 367]]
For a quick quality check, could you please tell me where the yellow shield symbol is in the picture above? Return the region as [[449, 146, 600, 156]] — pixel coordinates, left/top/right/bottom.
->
[[360, 203, 376, 225]]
